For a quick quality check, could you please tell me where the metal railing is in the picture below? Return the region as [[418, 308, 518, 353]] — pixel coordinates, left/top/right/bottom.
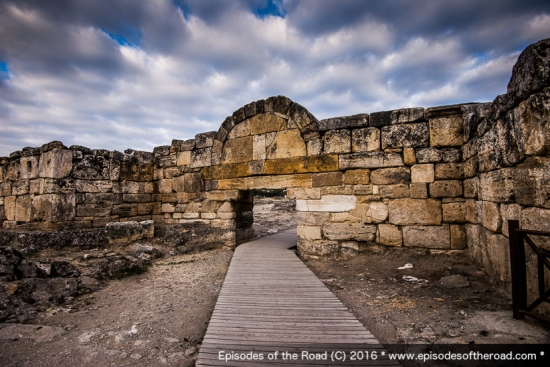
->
[[508, 220, 550, 323]]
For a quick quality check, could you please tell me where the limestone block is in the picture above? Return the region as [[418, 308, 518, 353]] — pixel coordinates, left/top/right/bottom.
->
[[369, 201, 388, 223], [442, 202, 466, 223], [403, 225, 450, 249], [39, 150, 73, 178], [466, 223, 483, 267], [263, 154, 339, 175], [266, 129, 307, 159], [298, 239, 340, 259], [339, 152, 404, 169], [429, 180, 462, 198], [321, 185, 354, 195], [137, 203, 154, 215], [170, 175, 185, 192], [323, 129, 351, 154], [312, 172, 342, 187], [435, 163, 463, 180], [161, 203, 175, 213], [184, 173, 204, 193], [353, 185, 374, 195], [450, 224, 467, 250], [158, 179, 172, 194], [77, 203, 112, 217], [480, 201, 501, 232], [4, 196, 15, 220], [515, 90, 550, 156], [296, 195, 356, 212], [478, 169, 515, 203], [190, 148, 212, 168], [75, 180, 113, 193], [330, 212, 362, 223], [205, 190, 241, 201], [249, 113, 287, 135], [247, 174, 312, 189], [500, 203, 521, 237], [352, 127, 380, 152], [388, 198, 442, 225], [306, 138, 323, 156], [31, 194, 75, 222], [463, 156, 478, 178], [20, 156, 39, 180], [343, 169, 370, 185], [105, 221, 144, 244], [12, 180, 29, 195], [297, 225, 322, 240], [481, 228, 511, 283], [253, 134, 266, 160], [415, 147, 461, 163], [122, 181, 140, 194], [0, 182, 11, 196], [296, 212, 330, 225], [381, 123, 429, 149], [409, 183, 428, 198], [84, 193, 122, 204], [403, 148, 416, 166], [411, 164, 434, 183], [521, 207, 550, 249], [228, 120, 250, 139], [177, 151, 191, 166], [318, 114, 368, 131], [463, 178, 479, 199], [123, 194, 152, 203], [429, 116, 464, 147], [15, 195, 31, 222], [464, 200, 478, 224], [287, 187, 321, 200], [378, 184, 409, 198], [370, 167, 410, 185], [513, 157, 550, 208], [323, 222, 376, 241], [370, 108, 425, 127], [377, 224, 402, 246], [195, 131, 216, 149]]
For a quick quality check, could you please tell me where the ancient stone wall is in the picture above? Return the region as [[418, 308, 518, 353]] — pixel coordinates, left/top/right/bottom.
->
[[1, 38, 549, 288]]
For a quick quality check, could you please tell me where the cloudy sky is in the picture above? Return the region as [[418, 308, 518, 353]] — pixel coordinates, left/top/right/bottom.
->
[[0, 0, 549, 156]]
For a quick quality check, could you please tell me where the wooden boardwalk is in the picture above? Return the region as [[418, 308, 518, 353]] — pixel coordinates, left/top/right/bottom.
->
[[196, 229, 399, 366]]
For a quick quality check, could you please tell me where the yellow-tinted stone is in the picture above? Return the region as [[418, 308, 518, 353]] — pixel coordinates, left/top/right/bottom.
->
[[202, 162, 250, 180], [263, 154, 339, 175], [266, 129, 307, 159], [221, 136, 253, 164], [249, 113, 287, 135]]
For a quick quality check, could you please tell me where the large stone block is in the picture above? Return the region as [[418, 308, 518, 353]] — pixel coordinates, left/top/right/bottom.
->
[[15, 195, 31, 222], [177, 151, 191, 166], [352, 127, 380, 152], [388, 198, 441, 225], [429, 116, 464, 147], [12, 180, 29, 195], [77, 202, 112, 217], [521, 207, 550, 250], [296, 212, 330, 225], [411, 164, 434, 183], [370, 167, 410, 185], [381, 123, 429, 149], [429, 180, 462, 198], [219, 174, 313, 190], [513, 157, 550, 208], [0, 182, 11, 196], [287, 187, 321, 200], [343, 169, 370, 185], [516, 89, 550, 156], [112, 203, 138, 217], [442, 202, 466, 223], [415, 148, 461, 163], [20, 156, 39, 180], [403, 225, 450, 249], [249, 113, 287, 135], [72, 155, 110, 180], [500, 203, 521, 237], [450, 224, 467, 249], [297, 224, 322, 240], [466, 223, 484, 267], [339, 152, 404, 169], [409, 183, 428, 198], [318, 114, 369, 131], [38, 150, 73, 178], [435, 163, 463, 180], [296, 195, 357, 212], [75, 180, 113, 193], [370, 107, 425, 127], [190, 147, 212, 168], [378, 183, 410, 198], [479, 201, 501, 232], [463, 177, 479, 199], [312, 171, 342, 187], [478, 169, 515, 203], [266, 129, 307, 159], [123, 194, 152, 203], [222, 136, 253, 164], [263, 154, 339, 175], [4, 196, 15, 221], [184, 173, 204, 193], [323, 222, 376, 241], [31, 194, 76, 222], [323, 129, 351, 153], [481, 228, 511, 283], [403, 148, 416, 166], [377, 224, 402, 246]]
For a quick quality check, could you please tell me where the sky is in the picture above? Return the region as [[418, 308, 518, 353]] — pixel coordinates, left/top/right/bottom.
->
[[0, 0, 549, 156]]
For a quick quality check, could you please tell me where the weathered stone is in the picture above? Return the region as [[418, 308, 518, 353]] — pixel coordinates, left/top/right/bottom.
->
[[339, 152, 404, 169], [323, 129, 351, 153], [297, 225, 322, 240], [450, 224, 467, 249], [442, 202, 466, 223], [184, 173, 203, 193], [403, 225, 450, 249], [411, 164, 434, 183], [378, 184, 409, 198], [123, 194, 151, 203], [429, 115, 464, 147], [478, 201, 501, 232], [20, 156, 39, 180], [296, 195, 356, 212], [38, 150, 73, 178], [513, 157, 550, 208], [521, 207, 550, 246], [12, 180, 29, 196], [435, 163, 463, 180], [263, 154, 339, 175], [381, 123, 429, 149], [377, 224, 402, 246], [481, 228, 511, 283], [75, 180, 113, 193], [388, 199, 442, 225], [429, 180, 462, 198], [478, 169, 515, 203], [463, 156, 478, 178], [312, 172, 342, 187], [266, 129, 307, 159], [370, 108, 425, 127], [248, 113, 287, 135], [15, 195, 31, 222], [463, 177, 478, 199], [370, 167, 410, 185], [415, 148, 461, 163], [195, 131, 216, 149], [296, 212, 330, 225], [500, 203, 521, 237], [190, 147, 212, 168], [318, 114, 368, 131], [287, 188, 321, 200], [176, 151, 191, 166], [31, 194, 76, 222], [352, 127, 380, 152], [323, 222, 376, 241], [409, 183, 428, 198], [403, 148, 416, 166], [306, 138, 323, 156], [77, 203, 112, 217]]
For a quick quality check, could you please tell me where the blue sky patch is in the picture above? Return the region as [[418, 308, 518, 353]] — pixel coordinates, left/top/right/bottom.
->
[[103, 29, 141, 47], [254, 0, 286, 19], [0, 61, 9, 80]]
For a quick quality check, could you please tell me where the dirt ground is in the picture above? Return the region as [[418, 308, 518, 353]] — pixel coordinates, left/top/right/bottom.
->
[[1, 197, 549, 366]]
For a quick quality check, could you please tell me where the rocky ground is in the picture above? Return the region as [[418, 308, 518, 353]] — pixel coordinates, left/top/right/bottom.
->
[[1, 196, 549, 366]]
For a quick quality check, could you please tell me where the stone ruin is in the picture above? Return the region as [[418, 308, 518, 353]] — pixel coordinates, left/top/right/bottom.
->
[[1, 38, 550, 292]]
